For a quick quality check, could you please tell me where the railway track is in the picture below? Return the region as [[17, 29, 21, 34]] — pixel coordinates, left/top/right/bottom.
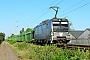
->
[[55, 43, 90, 50], [66, 44, 90, 50], [29, 41, 90, 50]]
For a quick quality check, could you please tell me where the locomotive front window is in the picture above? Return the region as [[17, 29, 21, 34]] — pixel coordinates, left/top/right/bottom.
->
[[53, 22, 60, 31], [61, 22, 68, 24], [61, 24, 68, 27], [53, 24, 60, 26], [61, 22, 68, 27], [53, 21, 68, 32], [53, 22, 60, 26]]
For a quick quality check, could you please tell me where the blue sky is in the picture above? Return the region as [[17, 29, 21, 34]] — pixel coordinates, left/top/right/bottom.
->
[[0, 0, 90, 38]]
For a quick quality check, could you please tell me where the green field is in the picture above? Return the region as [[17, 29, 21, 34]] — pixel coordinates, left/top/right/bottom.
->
[[7, 40, 90, 60]]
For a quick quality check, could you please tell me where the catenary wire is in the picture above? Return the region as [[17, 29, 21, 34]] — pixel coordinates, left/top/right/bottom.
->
[[61, 0, 85, 13], [18, 0, 57, 28], [60, 2, 90, 17], [25, 0, 58, 27], [55, 0, 64, 5], [27, 0, 64, 27]]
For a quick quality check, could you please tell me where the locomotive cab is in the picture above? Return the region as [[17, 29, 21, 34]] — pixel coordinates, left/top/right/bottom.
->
[[51, 18, 70, 46]]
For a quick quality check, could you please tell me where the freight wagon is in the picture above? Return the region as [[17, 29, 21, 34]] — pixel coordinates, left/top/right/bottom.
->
[[9, 28, 35, 42], [68, 29, 90, 46]]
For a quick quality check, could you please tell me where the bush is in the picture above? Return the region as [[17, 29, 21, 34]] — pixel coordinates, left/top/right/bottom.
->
[[7, 40, 16, 45], [7, 41, 90, 60]]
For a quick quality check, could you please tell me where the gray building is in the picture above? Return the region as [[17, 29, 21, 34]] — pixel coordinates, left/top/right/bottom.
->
[[68, 30, 84, 45], [68, 29, 90, 46]]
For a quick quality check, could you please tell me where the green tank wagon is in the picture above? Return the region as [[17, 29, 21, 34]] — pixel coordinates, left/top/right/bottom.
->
[[25, 29, 34, 42], [19, 28, 34, 42]]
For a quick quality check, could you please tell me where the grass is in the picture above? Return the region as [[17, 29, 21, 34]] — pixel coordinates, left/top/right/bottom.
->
[[6, 40, 90, 60]]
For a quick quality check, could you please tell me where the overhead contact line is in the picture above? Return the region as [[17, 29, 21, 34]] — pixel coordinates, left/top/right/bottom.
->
[[60, 2, 90, 17]]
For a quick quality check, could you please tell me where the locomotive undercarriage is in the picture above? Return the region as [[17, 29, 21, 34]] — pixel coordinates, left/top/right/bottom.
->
[[32, 39, 49, 45], [53, 37, 70, 47], [32, 36, 70, 46]]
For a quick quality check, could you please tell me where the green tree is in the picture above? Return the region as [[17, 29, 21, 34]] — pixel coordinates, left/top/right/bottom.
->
[[69, 21, 74, 30], [26, 28, 32, 32]]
